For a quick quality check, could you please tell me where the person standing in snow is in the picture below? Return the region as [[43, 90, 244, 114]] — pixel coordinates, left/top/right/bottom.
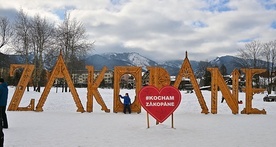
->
[[0, 108, 3, 147], [221, 96, 225, 103], [119, 93, 131, 114], [0, 78, 8, 129]]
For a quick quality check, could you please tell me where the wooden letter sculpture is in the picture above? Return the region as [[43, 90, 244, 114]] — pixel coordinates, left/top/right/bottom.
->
[[174, 52, 209, 114], [86, 65, 110, 112], [240, 68, 266, 114], [8, 64, 35, 111], [147, 67, 171, 89], [35, 53, 85, 112], [113, 66, 142, 113], [207, 68, 239, 114]]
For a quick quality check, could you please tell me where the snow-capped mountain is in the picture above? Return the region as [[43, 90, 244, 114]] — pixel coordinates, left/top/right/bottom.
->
[[85, 52, 159, 71], [85, 52, 202, 75], [160, 60, 199, 75], [209, 55, 244, 74], [209, 55, 268, 74], [102, 52, 158, 68]]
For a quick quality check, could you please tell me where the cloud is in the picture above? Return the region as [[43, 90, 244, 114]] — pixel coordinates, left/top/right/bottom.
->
[[1, 0, 276, 62]]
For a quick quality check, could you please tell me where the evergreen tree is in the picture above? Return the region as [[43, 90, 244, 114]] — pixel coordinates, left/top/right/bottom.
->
[[219, 64, 227, 75], [203, 70, 211, 86]]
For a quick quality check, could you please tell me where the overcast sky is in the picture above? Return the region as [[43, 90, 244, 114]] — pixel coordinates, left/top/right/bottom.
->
[[1, 0, 276, 62]]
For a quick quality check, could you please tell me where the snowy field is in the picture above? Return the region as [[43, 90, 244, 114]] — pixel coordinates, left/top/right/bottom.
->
[[4, 86, 276, 147]]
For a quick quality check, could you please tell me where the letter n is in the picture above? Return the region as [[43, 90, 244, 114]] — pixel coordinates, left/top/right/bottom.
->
[[207, 68, 239, 114]]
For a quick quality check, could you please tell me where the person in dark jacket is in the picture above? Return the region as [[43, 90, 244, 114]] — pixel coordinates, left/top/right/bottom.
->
[[0, 108, 3, 147], [0, 78, 8, 129], [119, 93, 131, 114]]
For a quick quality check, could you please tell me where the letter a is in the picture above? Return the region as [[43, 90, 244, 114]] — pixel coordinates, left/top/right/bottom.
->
[[174, 52, 209, 114], [35, 52, 85, 112]]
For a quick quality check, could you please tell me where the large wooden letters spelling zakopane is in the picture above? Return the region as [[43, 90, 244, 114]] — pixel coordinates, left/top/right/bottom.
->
[[113, 66, 142, 113], [8, 64, 35, 111], [86, 65, 110, 112], [7, 51, 267, 115], [35, 53, 85, 112]]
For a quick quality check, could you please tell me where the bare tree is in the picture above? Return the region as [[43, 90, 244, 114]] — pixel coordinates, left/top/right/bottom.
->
[[29, 14, 55, 92], [238, 40, 263, 68], [0, 16, 13, 78], [259, 40, 276, 92], [196, 60, 212, 86], [12, 9, 31, 64], [196, 61, 211, 76], [261, 41, 272, 92], [52, 13, 94, 92], [11, 9, 33, 91], [0, 16, 13, 50], [262, 41, 271, 79], [269, 40, 276, 85], [55, 13, 94, 71]]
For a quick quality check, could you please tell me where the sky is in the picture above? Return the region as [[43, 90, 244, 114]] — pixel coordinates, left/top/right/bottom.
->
[[4, 87, 276, 146], [0, 0, 276, 62]]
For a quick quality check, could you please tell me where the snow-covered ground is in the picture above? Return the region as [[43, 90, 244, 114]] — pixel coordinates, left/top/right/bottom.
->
[[4, 87, 276, 147]]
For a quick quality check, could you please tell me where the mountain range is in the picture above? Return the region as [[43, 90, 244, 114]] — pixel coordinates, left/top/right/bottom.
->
[[1, 51, 251, 76], [85, 52, 245, 76]]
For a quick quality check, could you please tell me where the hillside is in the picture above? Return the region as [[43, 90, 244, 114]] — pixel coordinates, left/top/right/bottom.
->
[[1, 52, 261, 76], [85, 52, 243, 75]]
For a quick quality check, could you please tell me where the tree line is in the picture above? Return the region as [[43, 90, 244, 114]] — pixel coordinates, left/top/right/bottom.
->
[[197, 40, 276, 91], [0, 9, 93, 91], [238, 40, 276, 85]]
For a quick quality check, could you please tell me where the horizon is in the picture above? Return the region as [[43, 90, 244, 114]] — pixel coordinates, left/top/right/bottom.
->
[[2, 50, 236, 62]]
